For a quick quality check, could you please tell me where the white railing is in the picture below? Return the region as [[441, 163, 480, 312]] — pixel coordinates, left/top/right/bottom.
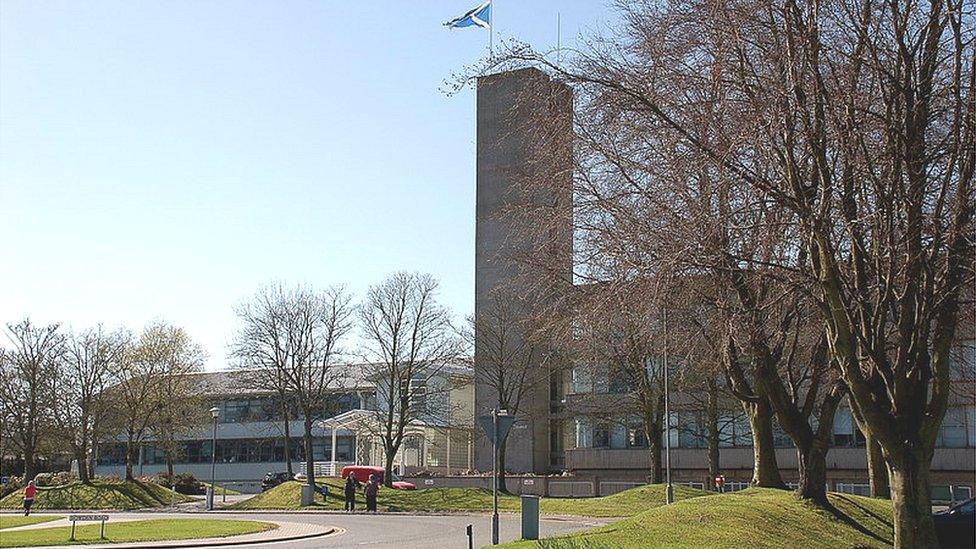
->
[[313, 461, 354, 478]]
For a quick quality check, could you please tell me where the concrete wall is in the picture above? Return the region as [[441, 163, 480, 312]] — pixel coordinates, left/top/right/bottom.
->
[[474, 67, 573, 474]]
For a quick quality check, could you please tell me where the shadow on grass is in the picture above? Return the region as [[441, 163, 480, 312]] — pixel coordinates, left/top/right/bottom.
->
[[822, 498, 892, 546]]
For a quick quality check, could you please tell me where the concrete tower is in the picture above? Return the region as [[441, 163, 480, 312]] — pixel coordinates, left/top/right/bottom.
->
[[474, 68, 573, 473]]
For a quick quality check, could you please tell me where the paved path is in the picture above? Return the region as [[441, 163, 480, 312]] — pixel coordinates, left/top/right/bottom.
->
[[0, 511, 607, 548]]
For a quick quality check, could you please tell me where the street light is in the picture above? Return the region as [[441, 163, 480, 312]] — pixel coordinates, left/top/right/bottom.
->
[[207, 406, 219, 511], [663, 307, 674, 505]]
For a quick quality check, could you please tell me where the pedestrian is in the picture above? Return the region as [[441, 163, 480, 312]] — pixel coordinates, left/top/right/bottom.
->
[[23, 480, 37, 516], [343, 474, 359, 512], [364, 473, 380, 513]]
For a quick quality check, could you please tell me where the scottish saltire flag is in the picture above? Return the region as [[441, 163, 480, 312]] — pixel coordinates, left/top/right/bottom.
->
[[444, 1, 491, 29]]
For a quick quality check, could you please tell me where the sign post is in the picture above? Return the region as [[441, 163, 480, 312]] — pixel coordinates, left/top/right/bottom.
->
[[68, 515, 109, 541], [478, 408, 515, 546]]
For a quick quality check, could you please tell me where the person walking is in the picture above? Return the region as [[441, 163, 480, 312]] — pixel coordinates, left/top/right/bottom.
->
[[364, 474, 380, 513], [23, 480, 37, 516], [343, 474, 359, 511]]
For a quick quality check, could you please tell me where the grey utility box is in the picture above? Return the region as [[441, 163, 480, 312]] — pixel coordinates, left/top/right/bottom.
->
[[521, 495, 540, 540], [300, 484, 315, 506]]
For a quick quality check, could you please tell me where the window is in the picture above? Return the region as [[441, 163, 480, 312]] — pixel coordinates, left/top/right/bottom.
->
[[832, 408, 865, 447], [592, 424, 610, 448], [410, 378, 428, 415], [223, 400, 250, 423], [627, 425, 647, 448], [718, 412, 752, 447], [937, 407, 968, 448], [96, 443, 126, 465], [677, 411, 706, 449]]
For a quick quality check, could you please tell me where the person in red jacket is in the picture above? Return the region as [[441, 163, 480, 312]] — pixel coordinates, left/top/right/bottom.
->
[[23, 480, 37, 516]]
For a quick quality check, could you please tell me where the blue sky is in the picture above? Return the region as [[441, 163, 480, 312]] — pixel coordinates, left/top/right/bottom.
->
[[0, 1, 615, 369]]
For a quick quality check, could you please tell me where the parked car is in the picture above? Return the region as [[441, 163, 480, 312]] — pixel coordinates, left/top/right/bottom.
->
[[933, 497, 975, 549], [340, 465, 416, 490], [261, 472, 293, 491]]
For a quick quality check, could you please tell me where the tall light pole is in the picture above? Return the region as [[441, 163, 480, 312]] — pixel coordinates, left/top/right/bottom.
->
[[207, 406, 219, 511], [491, 407, 499, 546], [663, 307, 674, 505]]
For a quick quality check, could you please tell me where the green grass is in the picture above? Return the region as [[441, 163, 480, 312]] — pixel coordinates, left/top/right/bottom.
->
[[0, 518, 275, 548], [229, 479, 707, 517], [202, 483, 242, 496], [0, 515, 62, 530], [0, 481, 193, 510], [499, 488, 895, 549]]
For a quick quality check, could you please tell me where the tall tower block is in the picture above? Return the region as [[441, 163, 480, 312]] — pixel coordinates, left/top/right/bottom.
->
[[474, 68, 573, 473]]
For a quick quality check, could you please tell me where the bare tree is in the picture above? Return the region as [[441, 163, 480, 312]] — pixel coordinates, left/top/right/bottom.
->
[[232, 283, 353, 493], [488, 0, 971, 541], [467, 288, 547, 489], [0, 319, 64, 480], [231, 285, 300, 476], [359, 272, 462, 487], [50, 326, 126, 483]]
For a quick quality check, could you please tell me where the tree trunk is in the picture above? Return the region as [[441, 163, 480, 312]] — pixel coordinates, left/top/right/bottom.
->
[[497, 438, 509, 493], [706, 380, 720, 490], [865, 435, 890, 499], [165, 453, 175, 478], [124, 438, 136, 481], [888, 449, 938, 549], [849, 398, 890, 499], [281, 399, 293, 476], [744, 398, 785, 488], [303, 417, 315, 488], [648, 427, 664, 484], [383, 443, 396, 488], [23, 451, 36, 482], [75, 447, 90, 483], [795, 442, 829, 504]]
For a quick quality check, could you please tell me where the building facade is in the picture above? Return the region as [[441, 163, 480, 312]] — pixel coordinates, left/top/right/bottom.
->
[[94, 363, 475, 492]]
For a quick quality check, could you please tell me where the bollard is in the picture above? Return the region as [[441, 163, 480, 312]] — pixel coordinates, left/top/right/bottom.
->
[[466, 524, 473, 549], [521, 495, 540, 540]]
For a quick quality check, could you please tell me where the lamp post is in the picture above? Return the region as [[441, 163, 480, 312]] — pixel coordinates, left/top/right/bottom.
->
[[207, 406, 219, 511], [663, 307, 674, 505]]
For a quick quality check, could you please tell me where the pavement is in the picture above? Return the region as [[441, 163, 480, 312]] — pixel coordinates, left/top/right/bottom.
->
[[0, 511, 608, 548]]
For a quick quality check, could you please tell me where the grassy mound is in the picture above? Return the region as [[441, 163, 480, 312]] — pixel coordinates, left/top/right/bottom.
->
[[501, 488, 894, 548], [0, 518, 275, 547], [0, 480, 194, 510], [230, 479, 707, 517]]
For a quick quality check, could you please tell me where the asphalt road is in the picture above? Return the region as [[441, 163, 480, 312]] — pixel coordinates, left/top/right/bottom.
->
[[215, 511, 608, 549]]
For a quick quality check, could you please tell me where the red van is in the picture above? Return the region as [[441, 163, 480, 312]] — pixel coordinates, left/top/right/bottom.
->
[[340, 465, 416, 490]]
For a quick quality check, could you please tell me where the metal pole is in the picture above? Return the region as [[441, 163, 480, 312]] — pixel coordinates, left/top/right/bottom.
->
[[209, 416, 217, 510], [491, 407, 499, 545], [663, 307, 674, 504]]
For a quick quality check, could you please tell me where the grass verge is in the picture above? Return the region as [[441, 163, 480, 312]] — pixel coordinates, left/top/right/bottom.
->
[[499, 488, 894, 549], [0, 518, 275, 548], [0, 515, 62, 530], [0, 481, 193, 510], [229, 479, 706, 517], [202, 483, 242, 496]]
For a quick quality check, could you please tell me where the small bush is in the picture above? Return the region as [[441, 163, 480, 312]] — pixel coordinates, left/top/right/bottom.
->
[[33, 471, 76, 487], [155, 472, 205, 495], [1, 475, 24, 498]]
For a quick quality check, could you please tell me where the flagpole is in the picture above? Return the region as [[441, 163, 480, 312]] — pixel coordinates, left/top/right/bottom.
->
[[489, 1, 494, 60], [556, 12, 561, 64]]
